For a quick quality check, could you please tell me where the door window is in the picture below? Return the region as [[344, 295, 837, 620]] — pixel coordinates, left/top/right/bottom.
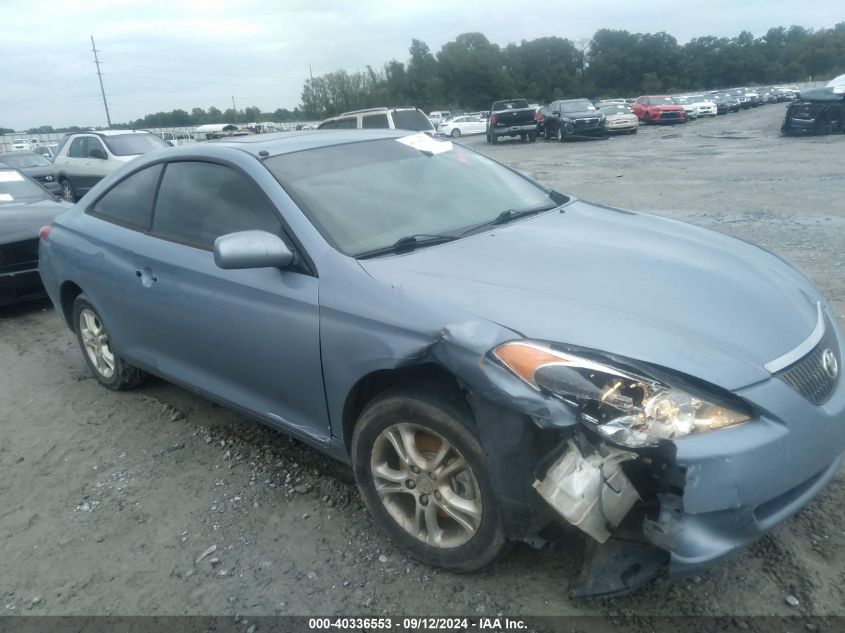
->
[[90, 165, 163, 229], [334, 118, 357, 129], [67, 137, 90, 158], [152, 161, 281, 249], [361, 114, 389, 129]]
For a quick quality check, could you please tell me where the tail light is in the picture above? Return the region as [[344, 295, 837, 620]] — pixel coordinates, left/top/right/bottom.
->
[[491, 114, 497, 125], [39, 225, 52, 241]]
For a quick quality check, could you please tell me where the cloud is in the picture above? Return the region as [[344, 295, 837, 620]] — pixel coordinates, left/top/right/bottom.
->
[[0, 0, 841, 129]]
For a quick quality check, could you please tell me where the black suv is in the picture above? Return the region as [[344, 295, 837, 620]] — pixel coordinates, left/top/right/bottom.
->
[[543, 99, 607, 141]]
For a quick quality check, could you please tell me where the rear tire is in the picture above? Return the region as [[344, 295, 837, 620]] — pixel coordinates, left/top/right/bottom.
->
[[490, 132, 498, 145], [528, 132, 536, 143], [351, 386, 508, 572], [60, 179, 76, 203], [73, 294, 145, 391]]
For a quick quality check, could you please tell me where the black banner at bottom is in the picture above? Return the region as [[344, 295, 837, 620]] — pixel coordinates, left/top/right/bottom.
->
[[0, 616, 840, 633]]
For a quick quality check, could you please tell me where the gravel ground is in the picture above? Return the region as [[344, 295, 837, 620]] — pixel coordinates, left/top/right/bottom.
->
[[1, 103, 844, 619]]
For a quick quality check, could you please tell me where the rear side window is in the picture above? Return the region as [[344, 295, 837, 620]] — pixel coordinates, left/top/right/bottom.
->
[[335, 118, 357, 129], [152, 161, 281, 249], [362, 114, 389, 129], [390, 109, 434, 131], [91, 165, 162, 229], [102, 133, 168, 156]]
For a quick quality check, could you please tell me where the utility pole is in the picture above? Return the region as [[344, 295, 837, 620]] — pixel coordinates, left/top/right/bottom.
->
[[309, 62, 314, 83], [90, 35, 111, 127], [232, 96, 237, 123]]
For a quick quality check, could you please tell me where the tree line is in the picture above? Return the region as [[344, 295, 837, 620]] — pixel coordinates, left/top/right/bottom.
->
[[4, 22, 843, 133]]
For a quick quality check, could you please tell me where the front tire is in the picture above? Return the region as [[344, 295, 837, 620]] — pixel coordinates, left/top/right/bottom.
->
[[60, 179, 76, 203], [450, 128, 461, 138], [351, 386, 507, 572], [73, 294, 145, 391]]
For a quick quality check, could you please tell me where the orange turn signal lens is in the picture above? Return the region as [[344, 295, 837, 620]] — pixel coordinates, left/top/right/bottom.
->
[[493, 342, 563, 388]]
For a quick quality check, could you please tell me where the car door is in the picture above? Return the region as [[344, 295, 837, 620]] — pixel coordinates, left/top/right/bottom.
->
[[86, 136, 114, 183], [82, 163, 164, 360], [468, 116, 485, 134], [60, 136, 95, 195], [134, 159, 330, 443]]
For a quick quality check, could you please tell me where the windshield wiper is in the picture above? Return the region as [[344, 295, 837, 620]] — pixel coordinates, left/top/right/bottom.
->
[[460, 203, 561, 236], [356, 233, 458, 259]]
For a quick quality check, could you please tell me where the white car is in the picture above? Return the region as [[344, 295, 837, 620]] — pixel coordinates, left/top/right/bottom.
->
[[52, 130, 169, 202], [688, 96, 718, 117], [674, 97, 700, 120], [428, 111, 451, 125], [437, 115, 486, 138], [157, 130, 196, 146]]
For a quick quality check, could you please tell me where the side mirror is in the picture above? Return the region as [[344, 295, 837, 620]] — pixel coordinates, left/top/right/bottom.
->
[[89, 148, 107, 160], [166, 141, 174, 147], [213, 230, 294, 270]]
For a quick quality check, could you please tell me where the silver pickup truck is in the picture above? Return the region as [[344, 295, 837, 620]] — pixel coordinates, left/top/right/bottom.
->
[[486, 99, 539, 144]]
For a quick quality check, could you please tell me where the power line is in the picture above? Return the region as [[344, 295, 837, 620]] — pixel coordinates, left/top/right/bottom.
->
[[90, 35, 112, 127]]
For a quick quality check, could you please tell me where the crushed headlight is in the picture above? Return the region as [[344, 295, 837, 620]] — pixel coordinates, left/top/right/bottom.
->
[[493, 341, 749, 447]]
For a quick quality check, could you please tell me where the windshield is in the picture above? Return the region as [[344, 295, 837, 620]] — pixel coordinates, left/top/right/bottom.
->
[[391, 109, 435, 131], [101, 133, 169, 156], [492, 99, 529, 110], [265, 137, 565, 257], [560, 100, 595, 113], [599, 104, 629, 114], [0, 169, 51, 206], [0, 152, 51, 168], [649, 96, 678, 105]]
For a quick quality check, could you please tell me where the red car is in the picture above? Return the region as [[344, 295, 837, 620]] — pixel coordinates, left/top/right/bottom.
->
[[632, 95, 687, 124]]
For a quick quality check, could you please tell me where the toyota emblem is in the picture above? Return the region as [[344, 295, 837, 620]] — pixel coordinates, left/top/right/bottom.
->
[[822, 349, 839, 380]]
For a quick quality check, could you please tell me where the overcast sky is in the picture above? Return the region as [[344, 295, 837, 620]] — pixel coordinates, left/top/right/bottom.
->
[[1, 0, 842, 129]]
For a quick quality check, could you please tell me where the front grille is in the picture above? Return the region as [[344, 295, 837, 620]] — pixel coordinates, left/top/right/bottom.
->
[[575, 118, 599, 128], [660, 111, 680, 119], [775, 317, 840, 405]]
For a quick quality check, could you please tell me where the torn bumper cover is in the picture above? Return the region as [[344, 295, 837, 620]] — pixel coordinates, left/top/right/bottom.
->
[[498, 333, 845, 594]]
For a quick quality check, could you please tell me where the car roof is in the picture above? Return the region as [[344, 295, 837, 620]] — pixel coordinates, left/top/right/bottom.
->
[[65, 129, 154, 137], [210, 129, 412, 158]]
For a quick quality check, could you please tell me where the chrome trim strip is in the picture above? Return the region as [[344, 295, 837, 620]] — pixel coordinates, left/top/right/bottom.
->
[[764, 302, 825, 373]]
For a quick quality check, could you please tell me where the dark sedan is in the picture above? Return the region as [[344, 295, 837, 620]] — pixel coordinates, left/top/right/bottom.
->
[[0, 151, 61, 195], [543, 99, 607, 141], [0, 165, 68, 305]]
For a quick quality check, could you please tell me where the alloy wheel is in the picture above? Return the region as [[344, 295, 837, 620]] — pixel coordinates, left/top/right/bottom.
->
[[370, 422, 482, 548], [79, 308, 115, 379]]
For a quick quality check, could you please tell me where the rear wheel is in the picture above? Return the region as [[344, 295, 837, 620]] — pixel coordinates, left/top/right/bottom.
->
[[73, 294, 145, 391], [60, 179, 76, 203], [528, 132, 537, 143], [351, 387, 507, 572], [490, 132, 498, 145]]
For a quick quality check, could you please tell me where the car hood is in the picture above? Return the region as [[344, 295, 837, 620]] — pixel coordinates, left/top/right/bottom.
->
[[0, 200, 69, 244], [651, 104, 685, 111], [358, 200, 821, 391], [20, 165, 54, 179]]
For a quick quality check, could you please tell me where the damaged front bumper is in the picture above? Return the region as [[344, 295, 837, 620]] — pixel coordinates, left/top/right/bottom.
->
[[530, 363, 845, 595]]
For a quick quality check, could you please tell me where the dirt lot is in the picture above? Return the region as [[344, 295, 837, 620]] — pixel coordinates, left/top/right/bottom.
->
[[2, 103, 844, 619]]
